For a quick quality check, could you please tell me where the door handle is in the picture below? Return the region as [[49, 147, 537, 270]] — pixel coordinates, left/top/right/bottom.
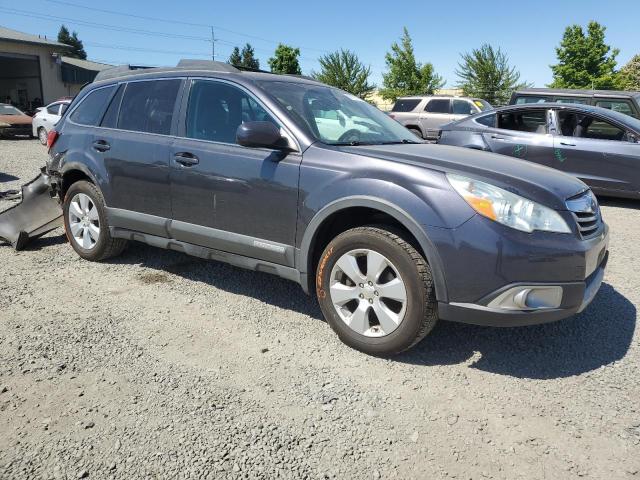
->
[[92, 140, 110, 152], [560, 141, 576, 147], [174, 152, 199, 167]]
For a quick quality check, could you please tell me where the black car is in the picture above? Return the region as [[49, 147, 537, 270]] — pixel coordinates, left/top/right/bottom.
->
[[2, 60, 609, 355], [438, 103, 640, 199]]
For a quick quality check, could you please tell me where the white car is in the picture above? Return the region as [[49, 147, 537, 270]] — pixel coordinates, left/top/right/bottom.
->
[[32, 100, 71, 145]]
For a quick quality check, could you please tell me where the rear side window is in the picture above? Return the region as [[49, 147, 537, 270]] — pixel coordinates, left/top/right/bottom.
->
[[391, 99, 421, 112], [100, 84, 125, 128], [118, 79, 181, 135], [497, 110, 548, 133], [69, 86, 116, 126], [424, 99, 450, 113], [46, 104, 60, 115], [555, 97, 588, 104]]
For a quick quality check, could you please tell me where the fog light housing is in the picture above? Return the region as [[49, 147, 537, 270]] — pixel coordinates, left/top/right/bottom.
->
[[487, 286, 563, 311]]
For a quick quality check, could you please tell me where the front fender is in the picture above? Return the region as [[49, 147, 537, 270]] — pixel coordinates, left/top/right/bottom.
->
[[298, 194, 453, 302]]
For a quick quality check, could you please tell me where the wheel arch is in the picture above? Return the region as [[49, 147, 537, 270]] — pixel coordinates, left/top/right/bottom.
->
[[298, 196, 448, 302], [59, 163, 101, 201]]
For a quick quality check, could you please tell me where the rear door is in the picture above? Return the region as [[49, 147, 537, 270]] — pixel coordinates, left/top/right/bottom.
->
[[552, 110, 640, 194], [419, 98, 452, 138], [92, 78, 182, 233], [169, 78, 301, 266], [482, 108, 554, 167]]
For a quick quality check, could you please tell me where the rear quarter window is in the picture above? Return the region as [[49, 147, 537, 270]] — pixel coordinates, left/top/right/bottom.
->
[[392, 99, 421, 112], [475, 113, 496, 127], [69, 86, 116, 126]]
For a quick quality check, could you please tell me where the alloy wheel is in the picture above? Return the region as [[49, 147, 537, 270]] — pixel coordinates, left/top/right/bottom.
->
[[68, 193, 100, 250]]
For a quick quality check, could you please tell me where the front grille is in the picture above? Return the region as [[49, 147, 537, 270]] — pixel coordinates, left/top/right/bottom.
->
[[566, 190, 601, 238]]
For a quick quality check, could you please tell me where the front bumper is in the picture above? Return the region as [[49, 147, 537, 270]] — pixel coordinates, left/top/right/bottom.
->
[[434, 215, 610, 327], [0, 124, 32, 137]]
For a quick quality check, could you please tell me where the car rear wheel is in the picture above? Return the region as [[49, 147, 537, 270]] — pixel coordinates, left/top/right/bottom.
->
[[37, 127, 47, 145], [316, 226, 438, 356], [63, 181, 127, 261]]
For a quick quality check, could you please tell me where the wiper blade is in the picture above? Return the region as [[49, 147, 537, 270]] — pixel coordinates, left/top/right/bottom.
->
[[379, 139, 421, 145], [329, 141, 375, 146]]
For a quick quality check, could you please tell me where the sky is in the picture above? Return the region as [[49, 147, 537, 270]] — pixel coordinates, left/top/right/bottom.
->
[[1, 0, 638, 88]]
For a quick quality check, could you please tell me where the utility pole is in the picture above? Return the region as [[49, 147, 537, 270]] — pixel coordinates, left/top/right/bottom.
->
[[211, 26, 215, 61]]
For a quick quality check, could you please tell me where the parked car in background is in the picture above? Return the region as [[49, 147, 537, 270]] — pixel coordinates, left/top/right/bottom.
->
[[389, 96, 492, 140], [438, 103, 640, 199], [33, 60, 609, 356], [510, 88, 640, 119], [0, 104, 33, 138], [32, 99, 71, 145]]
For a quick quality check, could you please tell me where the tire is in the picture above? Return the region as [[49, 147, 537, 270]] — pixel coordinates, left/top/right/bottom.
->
[[37, 127, 48, 145], [408, 127, 423, 139], [63, 180, 127, 261], [316, 226, 438, 356]]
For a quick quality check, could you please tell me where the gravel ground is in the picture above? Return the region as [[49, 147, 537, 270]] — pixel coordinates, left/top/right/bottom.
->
[[0, 138, 638, 480]]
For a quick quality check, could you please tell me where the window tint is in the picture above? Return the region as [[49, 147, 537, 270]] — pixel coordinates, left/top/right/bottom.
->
[[185, 80, 277, 144], [392, 98, 421, 112], [69, 86, 116, 126], [497, 110, 547, 133], [46, 104, 60, 115], [595, 100, 636, 118], [555, 98, 588, 104], [101, 84, 125, 128], [452, 99, 476, 115], [475, 113, 496, 127], [557, 111, 626, 141], [424, 99, 449, 113], [118, 79, 181, 135], [515, 96, 547, 104]]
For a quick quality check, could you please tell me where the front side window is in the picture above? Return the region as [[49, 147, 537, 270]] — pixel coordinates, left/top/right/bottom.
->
[[595, 100, 636, 118], [452, 99, 477, 115], [557, 111, 627, 141], [392, 98, 421, 112], [69, 86, 116, 126], [117, 79, 181, 135], [185, 80, 277, 144], [424, 99, 450, 114], [257, 81, 418, 145], [497, 110, 548, 133]]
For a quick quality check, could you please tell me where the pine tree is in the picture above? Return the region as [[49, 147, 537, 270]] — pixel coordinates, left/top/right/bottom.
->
[[268, 44, 302, 75], [57, 25, 87, 60]]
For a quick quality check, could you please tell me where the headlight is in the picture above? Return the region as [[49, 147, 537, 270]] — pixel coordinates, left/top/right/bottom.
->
[[0, 122, 10, 128], [447, 173, 571, 233]]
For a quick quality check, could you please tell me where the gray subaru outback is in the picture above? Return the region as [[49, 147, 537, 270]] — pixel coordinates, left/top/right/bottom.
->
[[37, 60, 608, 355]]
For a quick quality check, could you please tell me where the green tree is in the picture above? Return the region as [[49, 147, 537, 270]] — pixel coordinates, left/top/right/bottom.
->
[[455, 44, 530, 106], [228, 47, 242, 67], [268, 44, 301, 75], [379, 28, 444, 101], [550, 21, 619, 89], [618, 54, 640, 91], [57, 25, 87, 60], [311, 49, 374, 99], [240, 43, 260, 70]]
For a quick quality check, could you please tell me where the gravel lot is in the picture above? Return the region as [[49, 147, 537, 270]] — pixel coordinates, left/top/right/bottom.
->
[[0, 138, 639, 479]]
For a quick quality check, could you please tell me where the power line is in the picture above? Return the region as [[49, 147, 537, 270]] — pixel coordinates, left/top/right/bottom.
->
[[39, 0, 332, 54]]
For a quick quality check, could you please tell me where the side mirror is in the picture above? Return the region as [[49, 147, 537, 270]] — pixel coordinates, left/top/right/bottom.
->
[[628, 133, 638, 144], [236, 121, 291, 150]]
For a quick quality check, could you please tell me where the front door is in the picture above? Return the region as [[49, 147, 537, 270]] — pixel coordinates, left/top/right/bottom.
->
[[552, 110, 640, 194], [419, 98, 452, 139], [482, 108, 554, 167], [169, 78, 301, 266]]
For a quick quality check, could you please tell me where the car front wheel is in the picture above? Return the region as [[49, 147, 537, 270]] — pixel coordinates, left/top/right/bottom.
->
[[316, 226, 438, 356]]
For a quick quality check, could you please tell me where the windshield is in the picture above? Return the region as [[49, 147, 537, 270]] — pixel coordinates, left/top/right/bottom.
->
[[0, 105, 24, 115], [257, 81, 420, 145]]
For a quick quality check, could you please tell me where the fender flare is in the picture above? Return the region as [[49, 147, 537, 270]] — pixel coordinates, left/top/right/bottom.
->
[[298, 196, 448, 302]]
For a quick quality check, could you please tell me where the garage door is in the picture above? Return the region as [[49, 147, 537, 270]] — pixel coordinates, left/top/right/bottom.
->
[[0, 52, 43, 114]]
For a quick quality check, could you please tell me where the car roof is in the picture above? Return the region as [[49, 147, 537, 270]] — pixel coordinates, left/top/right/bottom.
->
[[91, 60, 324, 88], [514, 88, 640, 99]]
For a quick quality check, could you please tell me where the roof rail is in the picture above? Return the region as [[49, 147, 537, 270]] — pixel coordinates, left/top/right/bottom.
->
[[176, 59, 239, 72], [93, 64, 153, 82]]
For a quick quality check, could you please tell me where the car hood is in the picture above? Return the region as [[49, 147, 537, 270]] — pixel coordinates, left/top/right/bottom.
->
[[0, 114, 32, 125], [340, 143, 587, 210]]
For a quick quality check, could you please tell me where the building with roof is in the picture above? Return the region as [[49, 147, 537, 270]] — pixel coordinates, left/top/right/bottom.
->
[[0, 26, 111, 111]]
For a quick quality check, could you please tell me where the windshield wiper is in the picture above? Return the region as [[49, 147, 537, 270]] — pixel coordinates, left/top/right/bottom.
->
[[379, 139, 421, 145], [329, 141, 376, 146]]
